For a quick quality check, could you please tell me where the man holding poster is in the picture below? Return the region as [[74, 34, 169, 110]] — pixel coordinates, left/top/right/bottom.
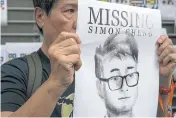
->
[[1, 0, 176, 117]]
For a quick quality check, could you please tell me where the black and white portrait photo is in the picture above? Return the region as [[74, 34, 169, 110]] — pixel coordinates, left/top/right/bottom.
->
[[94, 32, 139, 117]]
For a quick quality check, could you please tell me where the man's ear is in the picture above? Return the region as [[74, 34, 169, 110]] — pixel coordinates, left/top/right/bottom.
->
[[96, 80, 104, 99], [34, 7, 45, 30]]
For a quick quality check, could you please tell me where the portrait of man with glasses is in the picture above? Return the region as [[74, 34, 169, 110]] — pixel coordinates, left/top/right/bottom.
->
[[94, 32, 139, 117]]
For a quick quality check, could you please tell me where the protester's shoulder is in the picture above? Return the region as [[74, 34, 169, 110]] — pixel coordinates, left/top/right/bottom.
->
[[1, 57, 28, 79], [1, 57, 29, 112], [2, 56, 28, 69]]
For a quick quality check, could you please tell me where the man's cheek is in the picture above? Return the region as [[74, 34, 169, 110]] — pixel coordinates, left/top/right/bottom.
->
[[110, 91, 120, 100], [128, 87, 137, 96], [134, 87, 138, 95]]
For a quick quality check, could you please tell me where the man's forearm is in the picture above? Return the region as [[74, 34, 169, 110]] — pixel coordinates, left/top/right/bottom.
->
[[157, 75, 172, 116], [160, 75, 172, 107], [9, 77, 67, 117]]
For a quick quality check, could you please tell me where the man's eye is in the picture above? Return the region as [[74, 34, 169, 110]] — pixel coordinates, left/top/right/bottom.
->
[[129, 74, 133, 77], [66, 9, 75, 13], [113, 76, 120, 81], [113, 77, 117, 81], [128, 73, 136, 79]]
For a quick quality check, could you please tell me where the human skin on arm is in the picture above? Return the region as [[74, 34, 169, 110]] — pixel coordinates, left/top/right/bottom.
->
[[1, 0, 80, 117], [157, 35, 176, 116], [1, 32, 82, 117]]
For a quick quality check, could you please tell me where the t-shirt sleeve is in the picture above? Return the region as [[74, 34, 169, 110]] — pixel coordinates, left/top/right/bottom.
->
[[1, 58, 28, 112]]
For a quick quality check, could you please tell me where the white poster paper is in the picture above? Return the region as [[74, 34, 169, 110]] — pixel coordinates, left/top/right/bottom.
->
[[5, 43, 42, 62], [74, 0, 161, 117], [1, 0, 7, 26], [161, 28, 167, 35]]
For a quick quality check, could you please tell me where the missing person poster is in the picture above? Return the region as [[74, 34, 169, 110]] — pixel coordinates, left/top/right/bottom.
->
[[74, 0, 162, 117]]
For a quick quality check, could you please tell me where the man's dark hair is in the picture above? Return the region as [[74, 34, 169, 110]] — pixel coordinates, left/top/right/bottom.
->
[[95, 32, 139, 78], [33, 0, 58, 34]]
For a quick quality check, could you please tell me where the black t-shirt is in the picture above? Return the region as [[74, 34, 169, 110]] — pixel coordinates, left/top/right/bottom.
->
[[1, 49, 75, 117]]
